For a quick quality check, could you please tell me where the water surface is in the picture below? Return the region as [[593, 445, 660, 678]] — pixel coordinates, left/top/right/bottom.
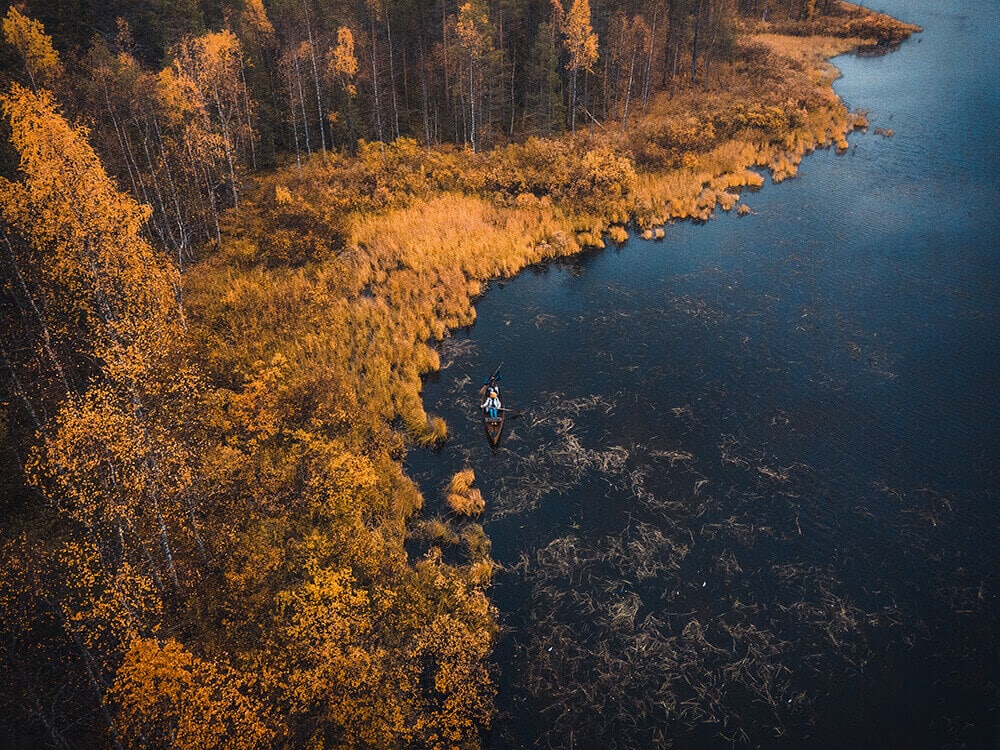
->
[[408, 1, 999, 746]]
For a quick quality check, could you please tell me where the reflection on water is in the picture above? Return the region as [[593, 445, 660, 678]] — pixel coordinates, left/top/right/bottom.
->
[[407, 1, 999, 746]]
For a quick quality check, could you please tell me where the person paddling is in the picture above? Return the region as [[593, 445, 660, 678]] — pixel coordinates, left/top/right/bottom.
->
[[479, 365, 501, 398]]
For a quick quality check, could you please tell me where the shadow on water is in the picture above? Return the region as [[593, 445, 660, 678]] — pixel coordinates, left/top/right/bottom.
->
[[407, 1, 999, 746]]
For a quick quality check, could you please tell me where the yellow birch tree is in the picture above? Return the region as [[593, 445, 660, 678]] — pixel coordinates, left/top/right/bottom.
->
[[1, 6, 62, 90], [563, 0, 598, 132]]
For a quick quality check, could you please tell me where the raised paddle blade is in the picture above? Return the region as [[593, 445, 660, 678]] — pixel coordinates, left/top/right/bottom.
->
[[480, 363, 504, 397], [485, 362, 503, 384]]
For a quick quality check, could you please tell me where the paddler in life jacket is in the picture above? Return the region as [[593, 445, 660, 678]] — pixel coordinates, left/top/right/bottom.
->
[[482, 389, 501, 420]]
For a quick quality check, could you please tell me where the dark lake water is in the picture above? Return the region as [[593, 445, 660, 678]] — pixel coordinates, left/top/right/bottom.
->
[[406, 1, 999, 746]]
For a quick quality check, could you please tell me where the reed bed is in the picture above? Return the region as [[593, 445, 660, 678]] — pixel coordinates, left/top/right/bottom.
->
[[446, 468, 485, 516]]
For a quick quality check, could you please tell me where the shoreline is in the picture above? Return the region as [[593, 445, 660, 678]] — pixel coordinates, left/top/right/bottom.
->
[[193, 3, 919, 445]]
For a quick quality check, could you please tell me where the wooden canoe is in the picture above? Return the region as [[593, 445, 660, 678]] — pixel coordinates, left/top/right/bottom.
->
[[481, 378, 504, 448], [483, 409, 504, 448]]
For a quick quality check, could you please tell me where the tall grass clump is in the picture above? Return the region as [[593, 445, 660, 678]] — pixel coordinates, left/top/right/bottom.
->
[[447, 468, 485, 516]]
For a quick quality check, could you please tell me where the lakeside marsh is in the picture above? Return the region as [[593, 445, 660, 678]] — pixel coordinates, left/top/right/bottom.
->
[[191, 3, 917, 451], [183, 9, 920, 743]]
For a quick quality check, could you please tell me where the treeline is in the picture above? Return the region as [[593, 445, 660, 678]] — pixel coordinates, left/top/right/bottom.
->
[[0, 0, 869, 258], [12, 0, 844, 151], [0, 8, 496, 750]]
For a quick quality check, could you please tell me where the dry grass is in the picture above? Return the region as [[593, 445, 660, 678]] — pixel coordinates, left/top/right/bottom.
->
[[420, 517, 461, 546], [448, 468, 476, 495], [607, 225, 629, 245], [462, 523, 492, 562], [753, 32, 865, 66], [447, 468, 486, 516]]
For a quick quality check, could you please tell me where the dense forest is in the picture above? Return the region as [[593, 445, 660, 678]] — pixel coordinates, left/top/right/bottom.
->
[[0, 1, 916, 748]]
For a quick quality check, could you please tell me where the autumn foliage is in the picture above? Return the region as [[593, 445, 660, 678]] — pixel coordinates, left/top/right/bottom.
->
[[0, 12, 497, 750], [0, 3, 917, 749], [112, 638, 274, 750], [1, 6, 61, 89], [447, 468, 485, 516]]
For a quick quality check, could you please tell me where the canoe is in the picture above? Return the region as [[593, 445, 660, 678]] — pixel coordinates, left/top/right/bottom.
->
[[483, 402, 504, 448], [481, 378, 504, 448]]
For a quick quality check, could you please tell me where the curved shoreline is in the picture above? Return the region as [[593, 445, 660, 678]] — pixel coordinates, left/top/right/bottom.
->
[[198, 4, 919, 442]]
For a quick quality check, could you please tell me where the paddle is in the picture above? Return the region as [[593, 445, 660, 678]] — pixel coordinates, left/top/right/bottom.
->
[[475, 406, 524, 418], [486, 362, 503, 384], [480, 363, 524, 418]]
